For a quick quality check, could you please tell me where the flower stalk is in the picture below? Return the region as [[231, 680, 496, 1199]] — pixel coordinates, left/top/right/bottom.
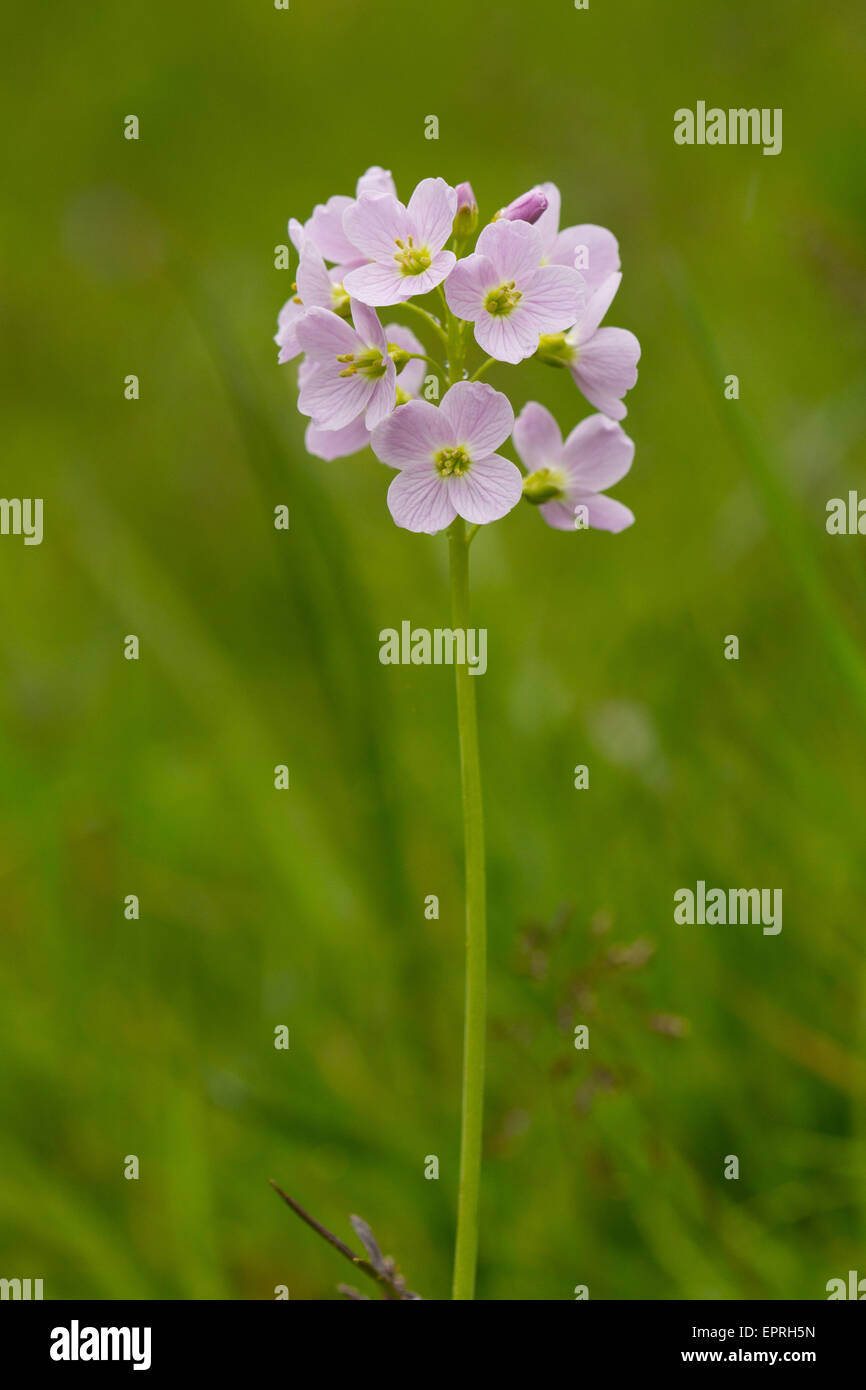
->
[[448, 513, 487, 1301], [274, 169, 641, 1301]]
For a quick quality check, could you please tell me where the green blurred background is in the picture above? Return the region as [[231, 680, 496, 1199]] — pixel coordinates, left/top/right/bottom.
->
[[1, 0, 865, 1300]]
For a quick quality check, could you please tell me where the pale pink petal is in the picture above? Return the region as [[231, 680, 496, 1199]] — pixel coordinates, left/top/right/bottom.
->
[[407, 177, 457, 251], [342, 260, 408, 306], [288, 218, 305, 254], [386, 324, 426, 398], [561, 414, 634, 490], [393, 249, 456, 299], [438, 381, 514, 456], [297, 362, 371, 430], [351, 300, 387, 351], [385, 323, 424, 357], [275, 297, 304, 362], [387, 468, 456, 534], [297, 356, 314, 390], [445, 254, 495, 320], [370, 399, 447, 468], [574, 492, 635, 532], [475, 218, 543, 283], [296, 307, 360, 363], [533, 181, 562, 257], [513, 401, 563, 470], [575, 271, 622, 341], [306, 196, 357, 264], [551, 224, 620, 294], [447, 455, 524, 524], [364, 358, 398, 430], [296, 242, 335, 310], [343, 193, 408, 262], [571, 327, 640, 419], [397, 358, 425, 397], [538, 498, 583, 531], [519, 264, 585, 333], [357, 166, 397, 199], [540, 492, 633, 532], [305, 415, 371, 460], [474, 307, 540, 363]]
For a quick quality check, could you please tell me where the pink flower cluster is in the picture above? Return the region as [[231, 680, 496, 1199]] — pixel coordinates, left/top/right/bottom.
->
[[275, 169, 640, 535]]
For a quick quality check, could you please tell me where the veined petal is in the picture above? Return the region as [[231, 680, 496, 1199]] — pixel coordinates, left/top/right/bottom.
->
[[394, 249, 456, 299], [475, 307, 540, 364], [571, 327, 640, 419], [351, 299, 387, 351], [407, 177, 457, 251], [275, 297, 305, 361], [357, 166, 397, 199], [445, 253, 496, 320], [574, 492, 635, 532], [364, 358, 398, 430], [386, 323, 426, 398], [342, 260, 408, 307], [387, 468, 456, 534], [562, 414, 634, 490], [370, 398, 447, 468], [288, 218, 305, 254], [305, 415, 371, 460], [296, 306, 361, 363], [576, 271, 622, 341], [539, 498, 582, 530], [533, 181, 562, 256], [513, 401, 563, 470], [438, 381, 514, 456], [476, 219, 543, 283], [447, 455, 523, 524], [296, 242, 336, 310], [306, 196, 357, 264], [520, 264, 585, 333], [343, 192, 409, 262], [551, 223, 620, 294], [297, 362, 372, 430]]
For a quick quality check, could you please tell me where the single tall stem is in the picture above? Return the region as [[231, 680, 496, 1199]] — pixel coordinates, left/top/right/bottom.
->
[[448, 516, 487, 1300]]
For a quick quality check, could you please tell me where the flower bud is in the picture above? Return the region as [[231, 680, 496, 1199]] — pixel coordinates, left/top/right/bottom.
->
[[497, 188, 548, 226], [452, 182, 478, 239]]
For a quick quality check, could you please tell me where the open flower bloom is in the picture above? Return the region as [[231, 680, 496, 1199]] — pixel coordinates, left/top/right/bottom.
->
[[445, 219, 584, 364], [342, 178, 458, 305], [274, 232, 352, 363], [302, 324, 426, 460], [371, 381, 522, 534], [514, 401, 635, 532], [561, 271, 640, 420], [296, 167, 397, 271], [296, 300, 397, 431], [528, 182, 620, 297]]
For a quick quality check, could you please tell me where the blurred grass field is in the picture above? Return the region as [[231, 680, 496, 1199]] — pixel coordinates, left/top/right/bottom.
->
[[1, 0, 865, 1299]]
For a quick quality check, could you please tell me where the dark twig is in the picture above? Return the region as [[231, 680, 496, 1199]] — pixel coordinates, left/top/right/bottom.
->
[[269, 1180, 407, 1299]]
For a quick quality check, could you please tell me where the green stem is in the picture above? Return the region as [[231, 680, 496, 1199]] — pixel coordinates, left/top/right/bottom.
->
[[403, 352, 447, 376], [393, 300, 449, 353], [448, 515, 487, 1300], [468, 357, 495, 383]]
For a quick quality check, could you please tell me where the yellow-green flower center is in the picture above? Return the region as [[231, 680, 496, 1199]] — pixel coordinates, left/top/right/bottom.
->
[[435, 445, 472, 477], [394, 236, 432, 277], [522, 467, 567, 504], [536, 333, 577, 367], [484, 281, 522, 316], [330, 282, 351, 319], [337, 347, 387, 379]]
